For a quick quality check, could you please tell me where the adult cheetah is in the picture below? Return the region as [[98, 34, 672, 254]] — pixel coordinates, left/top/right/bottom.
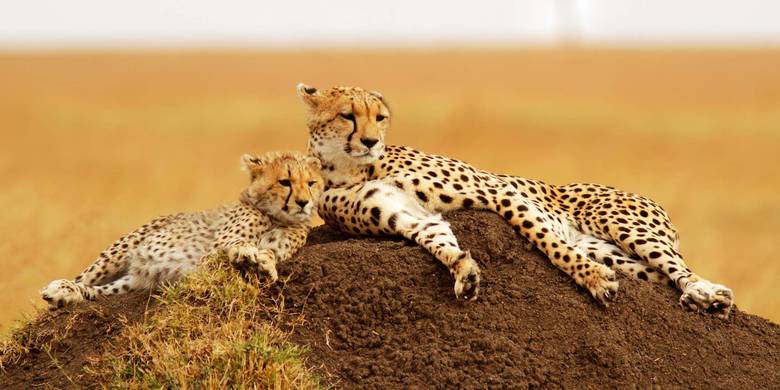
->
[[296, 83, 734, 318], [40, 152, 323, 308]]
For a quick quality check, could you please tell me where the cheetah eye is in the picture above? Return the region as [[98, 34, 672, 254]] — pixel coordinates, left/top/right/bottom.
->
[[376, 114, 385, 122], [278, 179, 291, 187], [340, 113, 355, 121], [308, 181, 317, 187]]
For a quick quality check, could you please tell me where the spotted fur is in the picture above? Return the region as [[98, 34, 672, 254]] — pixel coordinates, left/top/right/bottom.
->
[[40, 152, 323, 308], [297, 83, 734, 318]]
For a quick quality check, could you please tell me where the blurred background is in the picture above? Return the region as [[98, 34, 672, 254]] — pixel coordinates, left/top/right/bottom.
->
[[1, 0, 779, 332]]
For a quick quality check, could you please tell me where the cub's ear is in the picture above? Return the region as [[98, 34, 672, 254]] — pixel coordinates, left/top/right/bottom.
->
[[304, 156, 322, 172], [296, 83, 323, 108], [240, 154, 264, 179]]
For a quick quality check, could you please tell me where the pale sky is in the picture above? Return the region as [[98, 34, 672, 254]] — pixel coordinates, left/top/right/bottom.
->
[[1, 0, 779, 47]]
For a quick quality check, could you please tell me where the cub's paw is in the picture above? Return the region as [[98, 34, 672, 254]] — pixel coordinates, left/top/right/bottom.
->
[[451, 251, 481, 301], [228, 245, 260, 266], [581, 263, 619, 306], [255, 249, 278, 283], [40, 279, 84, 308], [680, 280, 734, 319], [228, 245, 278, 283]]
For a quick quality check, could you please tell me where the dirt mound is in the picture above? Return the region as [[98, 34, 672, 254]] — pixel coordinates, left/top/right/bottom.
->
[[281, 210, 780, 389], [0, 292, 155, 389], [2, 210, 779, 388]]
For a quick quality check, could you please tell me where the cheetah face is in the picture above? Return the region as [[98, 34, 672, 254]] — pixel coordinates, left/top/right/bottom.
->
[[296, 83, 391, 167], [241, 151, 324, 225]]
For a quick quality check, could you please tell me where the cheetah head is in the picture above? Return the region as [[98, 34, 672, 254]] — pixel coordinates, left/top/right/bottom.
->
[[241, 151, 324, 225], [296, 83, 391, 167]]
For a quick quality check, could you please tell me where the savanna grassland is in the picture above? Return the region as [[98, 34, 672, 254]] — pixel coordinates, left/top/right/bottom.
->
[[0, 49, 778, 333]]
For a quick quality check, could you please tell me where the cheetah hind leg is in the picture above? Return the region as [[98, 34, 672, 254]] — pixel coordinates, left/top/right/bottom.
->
[[40, 274, 144, 309], [91, 274, 143, 296], [619, 234, 734, 318], [572, 234, 671, 286], [679, 279, 734, 319], [74, 215, 171, 286], [40, 279, 97, 308]]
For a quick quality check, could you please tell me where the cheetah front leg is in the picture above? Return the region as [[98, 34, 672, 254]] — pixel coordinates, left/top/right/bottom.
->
[[214, 207, 276, 282], [395, 211, 480, 300], [226, 245, 278, 282], [247, 225, 311, 282], [320, 181, 481, 300]]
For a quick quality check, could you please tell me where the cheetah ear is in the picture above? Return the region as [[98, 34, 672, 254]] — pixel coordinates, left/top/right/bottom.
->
[[304, 156, 322, 172], [368, 90, 384, 100], [369, 89, 391, 113], [240, 154, 265, 179], [296, 83, 323, 108]]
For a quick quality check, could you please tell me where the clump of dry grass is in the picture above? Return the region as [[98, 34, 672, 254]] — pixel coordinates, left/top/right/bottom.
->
[[87, 253, 321, 389], [0, 317, 38, 371], [0, 306, 93, 372]]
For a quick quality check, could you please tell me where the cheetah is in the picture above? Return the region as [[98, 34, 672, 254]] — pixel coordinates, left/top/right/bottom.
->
[[296, 83, 734, 318], [40, 151, 323, 308]]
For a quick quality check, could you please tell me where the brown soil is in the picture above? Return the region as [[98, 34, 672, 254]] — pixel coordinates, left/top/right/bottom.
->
[[2, 210, 779, 388], [0, 291, 155, 389], [282, 211, 780, 389]]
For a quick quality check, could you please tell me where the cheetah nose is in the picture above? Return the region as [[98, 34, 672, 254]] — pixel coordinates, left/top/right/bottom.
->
[[296, 200, 309, 208], [42, 295, 52, 302], [360, 138, 379, 148]]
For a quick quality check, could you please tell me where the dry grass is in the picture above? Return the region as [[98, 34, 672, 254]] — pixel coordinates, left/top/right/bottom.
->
[[87, 253, 319, 388], [0, 49, 778, 332], [0, 254, 320, 388], [0, 316, 37, 371]]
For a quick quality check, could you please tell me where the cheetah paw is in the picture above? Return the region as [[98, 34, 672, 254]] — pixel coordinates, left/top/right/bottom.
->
[[582, 264, 619, 306], [255, 250, 278, 283], [40, 279, 84, 308], [680, 280, 734, 319], [451, 251, 481, 301], [228, 245, 278, 283], [228, 245, 260, 265]]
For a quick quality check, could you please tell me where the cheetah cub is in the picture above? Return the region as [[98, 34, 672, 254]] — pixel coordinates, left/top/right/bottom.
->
[[40, 152, 323, 308]]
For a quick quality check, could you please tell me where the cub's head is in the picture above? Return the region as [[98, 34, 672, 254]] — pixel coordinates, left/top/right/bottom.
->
[[296, 83, 391, 166], [240, 151, 323, 225]]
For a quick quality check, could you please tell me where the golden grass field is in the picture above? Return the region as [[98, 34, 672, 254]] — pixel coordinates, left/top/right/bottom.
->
[[0, 49, 778, 332]]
